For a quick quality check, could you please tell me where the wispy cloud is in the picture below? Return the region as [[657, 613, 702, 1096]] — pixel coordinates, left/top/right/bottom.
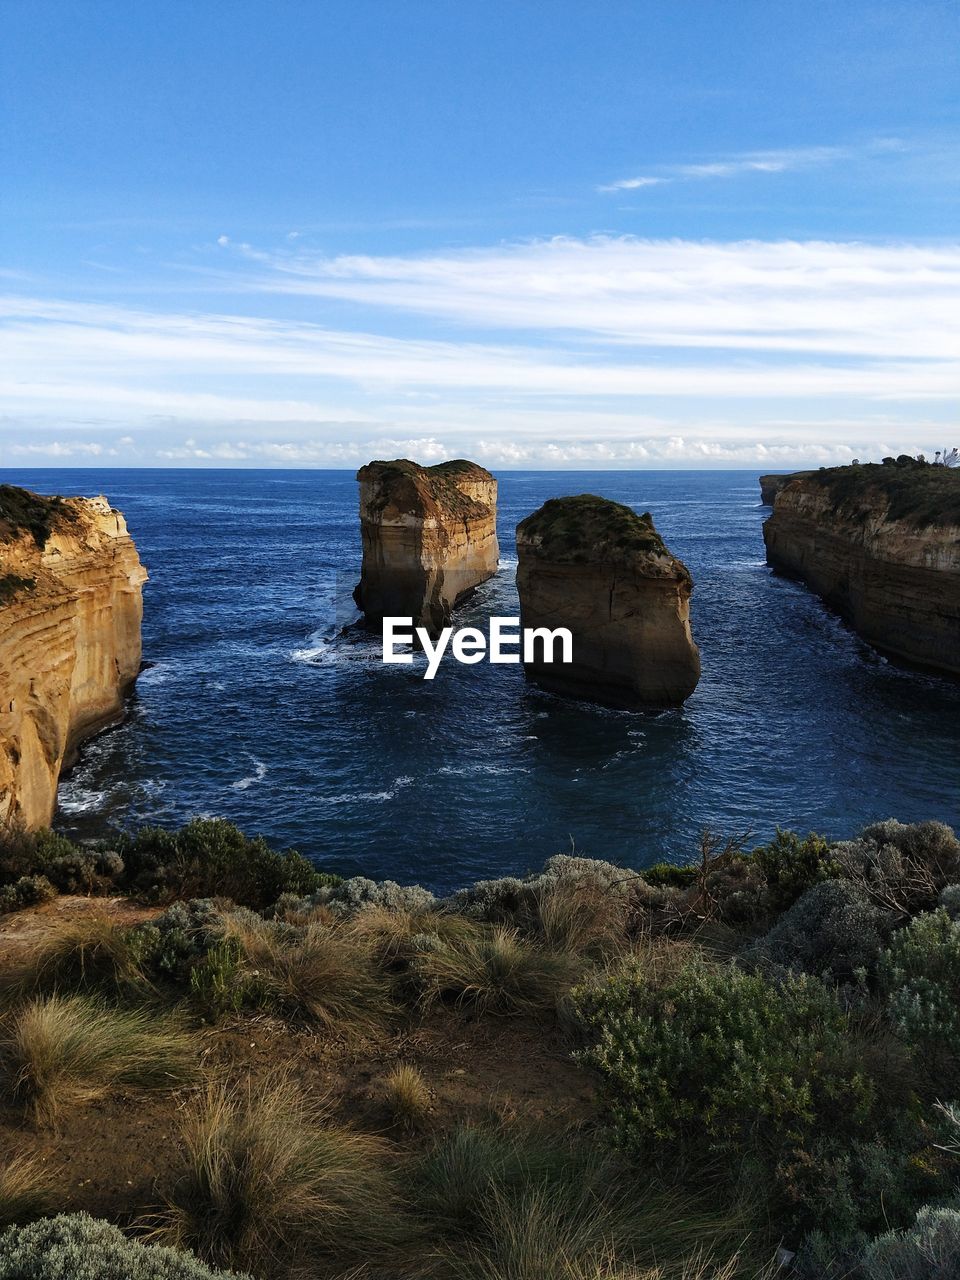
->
[[596, 141, 881, 193], [1, 232, 957, 468]]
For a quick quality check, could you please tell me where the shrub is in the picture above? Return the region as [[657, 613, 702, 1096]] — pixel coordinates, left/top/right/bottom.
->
[[0, 876, 57, 916], [752, 829, 841, 916], [796, 1205, 960, 1280], [0, 1155, 55, 1229], [1, 994, 196, 1124], [383, 1063, 431, 1130], [415, 923, 582, 1015], [642, 862, 699, 890], [880, 909, 960, 1081], [0, 1213, 248, 1279], [115, 819, 334, 909], [130, 900, 223, 984], [444, 855, 642, 927], [317, 874, 437, 916], [572, 953, 922, 1233], [835, 820, 960, 920], [746, 880, 887, 984], [154, 1075, 400, 1276], [188, 938, 258, 1021]]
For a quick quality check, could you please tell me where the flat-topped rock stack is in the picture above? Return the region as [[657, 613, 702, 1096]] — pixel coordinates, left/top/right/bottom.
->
[[516, 494, 700, 708], [0, 485, 147, 829], [354, 459, 499, 637]]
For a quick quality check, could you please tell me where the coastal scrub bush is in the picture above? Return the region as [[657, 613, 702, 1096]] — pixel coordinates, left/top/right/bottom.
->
[[0, 1213, 249, 1279], [0, 829, 123, 899], [155, 1075, 400, 1277], [115, 818, 335, 909], [572, 952, 925, 1233], [746, 880, 887, 984], [414, 923, 582, 1015], [752, 828, 841, 916], [129, 899, 223, 984], [834, 820, 960, 920], [0, 993, 196, 1124], [316, 874, 437, 916], [880, 909, 960, 1082], [0, 1154, 55, 1229], [796, 1205, 960, 1280], [0, 876, 56, 916]]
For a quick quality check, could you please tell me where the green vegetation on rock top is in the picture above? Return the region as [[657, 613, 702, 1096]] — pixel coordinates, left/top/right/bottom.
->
[[800, 460, 960, 528], [0, 486, 76, 550], [517, 494, 683, 571], [356, 458, 495, 521]]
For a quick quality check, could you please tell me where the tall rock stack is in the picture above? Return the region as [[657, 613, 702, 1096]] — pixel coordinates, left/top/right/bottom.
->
[[0, 486, 147, 829], [516, 495, 700, 708], [354, 459, 499, 637]]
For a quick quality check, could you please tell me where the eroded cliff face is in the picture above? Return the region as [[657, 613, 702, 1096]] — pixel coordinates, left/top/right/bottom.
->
[[354, 459, 499, 636], [516, 495, 700, 708], [759, 471, 814, 505], [0, 487, 147, 829], [763, 464, 960, 675]]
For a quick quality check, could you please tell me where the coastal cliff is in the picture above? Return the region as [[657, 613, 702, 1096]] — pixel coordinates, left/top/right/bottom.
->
[[0, 486, 147, 829], [759, 471, 814, 505], [516, 495, 700, 708], [763, 462, 960, 675], [354, 459, 499, 636]]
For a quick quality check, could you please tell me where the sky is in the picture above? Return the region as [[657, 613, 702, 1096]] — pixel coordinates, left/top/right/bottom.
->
[[1, 0, 958, 470]]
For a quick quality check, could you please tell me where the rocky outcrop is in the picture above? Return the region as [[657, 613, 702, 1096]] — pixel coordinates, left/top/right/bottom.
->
[[759, 471, 814, 505], [354, 459, 499, 636], [516, 495, 700, 708], [763, 462, 960, 675], [0, 486, 147, 829]]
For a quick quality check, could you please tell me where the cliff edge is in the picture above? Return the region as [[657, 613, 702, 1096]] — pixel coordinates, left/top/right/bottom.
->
[[0, 485, 147, 829], [762, 461, 960, 675], [516, 495, 700, 708], [354, 459, 499, 636]]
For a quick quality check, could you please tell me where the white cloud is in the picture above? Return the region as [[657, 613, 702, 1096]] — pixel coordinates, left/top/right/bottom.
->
[[596, 176, 669, 193], [598, 143, 860, 193]]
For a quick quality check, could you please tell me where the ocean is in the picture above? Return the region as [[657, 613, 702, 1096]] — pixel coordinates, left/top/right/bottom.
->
[[8, 467, 960, 894]]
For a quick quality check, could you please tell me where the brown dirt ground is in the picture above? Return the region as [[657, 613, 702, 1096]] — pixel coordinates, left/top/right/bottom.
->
[[0, 896, 598, 1226]]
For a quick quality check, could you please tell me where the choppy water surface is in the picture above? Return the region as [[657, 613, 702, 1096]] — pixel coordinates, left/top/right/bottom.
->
[[8, 467, 960, 893]]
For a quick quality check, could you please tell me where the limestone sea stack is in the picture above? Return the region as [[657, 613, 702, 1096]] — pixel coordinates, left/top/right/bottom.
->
[[0, 486, 147, 830], [354, 459, 499, 636], [763, 460, 960, 675], [516, 495, 700, 708]]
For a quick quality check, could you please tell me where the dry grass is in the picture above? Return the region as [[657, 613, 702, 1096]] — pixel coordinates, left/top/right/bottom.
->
[[153, 1073, 403, 1277], [0, 915, 151, 1001], [222, 913, 390, 1035], [0, 1151, 56, 1228], [416, 924, 583, 1016], [0, 993, 196, 1125], [532, 880, 632, 959], [384, 1062, 431, 1130]]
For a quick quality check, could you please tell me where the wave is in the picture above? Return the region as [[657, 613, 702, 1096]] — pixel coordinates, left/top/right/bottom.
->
[[321, 775, 414, 805], [232, 760, 268, 791]]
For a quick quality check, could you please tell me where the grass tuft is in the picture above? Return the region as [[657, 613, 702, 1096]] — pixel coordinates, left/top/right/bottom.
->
[[384, 1062, 431, 1130], [416, 924, 582, 1016], [0, 993, 196, 1125], [153, 1074, 402, 1276], [0, 915, 152, 1001], [0, 1152, 57, 1228]]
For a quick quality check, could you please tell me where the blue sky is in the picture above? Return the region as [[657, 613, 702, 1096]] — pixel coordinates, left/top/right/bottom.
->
[[2, 0, 958, 468]]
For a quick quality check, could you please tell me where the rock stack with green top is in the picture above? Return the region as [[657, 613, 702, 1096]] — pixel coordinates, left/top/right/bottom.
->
[[516, 494, 700, 708]]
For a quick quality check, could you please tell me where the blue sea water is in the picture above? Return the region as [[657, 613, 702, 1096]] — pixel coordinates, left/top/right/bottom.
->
[[7, 467, 960, 894]]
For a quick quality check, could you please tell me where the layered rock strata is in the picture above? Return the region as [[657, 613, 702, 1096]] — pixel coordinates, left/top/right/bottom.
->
[[516, 495, 700, 708], [762, 462, 960, 675], [0, 486, 147, 829], [354, 459, 499, 636]]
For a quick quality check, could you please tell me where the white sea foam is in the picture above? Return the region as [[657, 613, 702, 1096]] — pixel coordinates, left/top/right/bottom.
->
[[232, 760, 268, 790], [321, 775, 413, 805], [57, 787, 109, 814]]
